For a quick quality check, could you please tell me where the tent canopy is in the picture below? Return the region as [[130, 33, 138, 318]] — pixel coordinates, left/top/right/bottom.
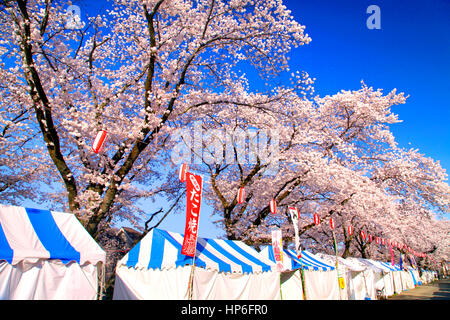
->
[[316, 253, 366, 272], [119, 228, 275, 274], [379, 261, 402, 271], [260, 246, 335, 271], [0, 204, 105, 266]]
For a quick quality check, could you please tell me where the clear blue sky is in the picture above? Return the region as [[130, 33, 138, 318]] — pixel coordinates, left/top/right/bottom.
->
[[37, 0, 450, 238]]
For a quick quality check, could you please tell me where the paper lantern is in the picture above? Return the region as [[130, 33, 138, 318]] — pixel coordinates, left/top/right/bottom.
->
[[368, 234, 373, 242], [179, 163, 189, 182], [330, 218, 335, 230], [238, 187, 245, 204], [375, 237, 380, 244], [347, 225, 354, 236], [91, 130, 108, 153], [381, 238, 385, 246], [269, 199, 277, 214], [360, 230, 366, 241], [313, 213, 320, 225]]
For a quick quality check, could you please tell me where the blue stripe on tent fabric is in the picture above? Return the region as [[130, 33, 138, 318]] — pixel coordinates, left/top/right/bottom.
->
[[0, 222, 13, 264], [195, 240, 232, 273], [147, 229, 166, 269], [285, 250, 314, 271], [381, 262, 396, 271], [283, 249, 303, 270], [285, 250, 306, 268], [126, 241, 140, 268], [206, 239, 253, 274], [162, 231, 206, 269], [295, 253, 320, 270], [267, 246, 275, 262], [226, 241, 272, 272], [25, 208, 80, 263], [409, 269, 417, 286], [301, 251, 334, 270]]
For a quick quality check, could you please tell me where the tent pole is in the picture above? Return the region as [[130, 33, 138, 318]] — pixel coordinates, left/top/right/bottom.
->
[[299, 265, 307, 300], [332, 230, 342, 300], [187, 254, 196, 300]]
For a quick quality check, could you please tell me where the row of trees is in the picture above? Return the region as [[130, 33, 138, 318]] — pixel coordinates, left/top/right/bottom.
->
[[0, 0, 449, 268]]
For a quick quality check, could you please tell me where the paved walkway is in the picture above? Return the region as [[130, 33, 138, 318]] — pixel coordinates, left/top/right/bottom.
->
[[388, 278, 450, 300]]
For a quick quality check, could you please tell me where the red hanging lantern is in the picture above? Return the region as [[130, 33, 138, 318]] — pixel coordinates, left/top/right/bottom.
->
[[375, 237, 380, 244], [179, 163, 189, 182], [360, 230, 366, 241], [381, 238, 385, 246], [269, 199, 277, 214], [313, 213, 320, 225], [368, 234, 373, 242], [92, 130, 108, 153], [330, 218, 335, 230], [347, 225, 354, 236], [238, 187, 245, 204]]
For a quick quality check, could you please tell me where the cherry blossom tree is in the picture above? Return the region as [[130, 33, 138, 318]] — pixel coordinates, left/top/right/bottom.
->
[[0, 0, 311, 238]]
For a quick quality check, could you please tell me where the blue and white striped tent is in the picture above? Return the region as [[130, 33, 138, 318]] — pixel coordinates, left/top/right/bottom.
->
[[113, 228, 281, 300], [260, 246, 335, 271], [0, 204, 105, 299], [120, 228, 275, 273], [379, 261, 400, 272], [0, 204, 105, 266]]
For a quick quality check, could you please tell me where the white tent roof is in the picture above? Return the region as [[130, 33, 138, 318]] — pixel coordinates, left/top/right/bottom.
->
[[316, 253, 366, 272], [0, 204, 105, 265]]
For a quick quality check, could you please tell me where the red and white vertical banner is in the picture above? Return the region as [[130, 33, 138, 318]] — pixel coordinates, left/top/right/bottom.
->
[[288, 207, 301, 258], [271, 229, 284, 271], [330, 218, 335, 230], [181, 172, 203, 257]]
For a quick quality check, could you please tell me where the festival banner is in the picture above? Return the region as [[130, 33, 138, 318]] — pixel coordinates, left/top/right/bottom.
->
[[181, 172, 203, 257], [271, 228, 284, 271], [288, 206, 301, 258]]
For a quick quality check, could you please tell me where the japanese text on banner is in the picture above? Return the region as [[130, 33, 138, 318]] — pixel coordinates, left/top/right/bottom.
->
[[181, 172, 203, 257]]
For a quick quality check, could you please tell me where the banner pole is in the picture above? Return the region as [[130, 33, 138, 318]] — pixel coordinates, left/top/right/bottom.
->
[[332, 230, 342, 300], [184, 173, 203, 301]]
